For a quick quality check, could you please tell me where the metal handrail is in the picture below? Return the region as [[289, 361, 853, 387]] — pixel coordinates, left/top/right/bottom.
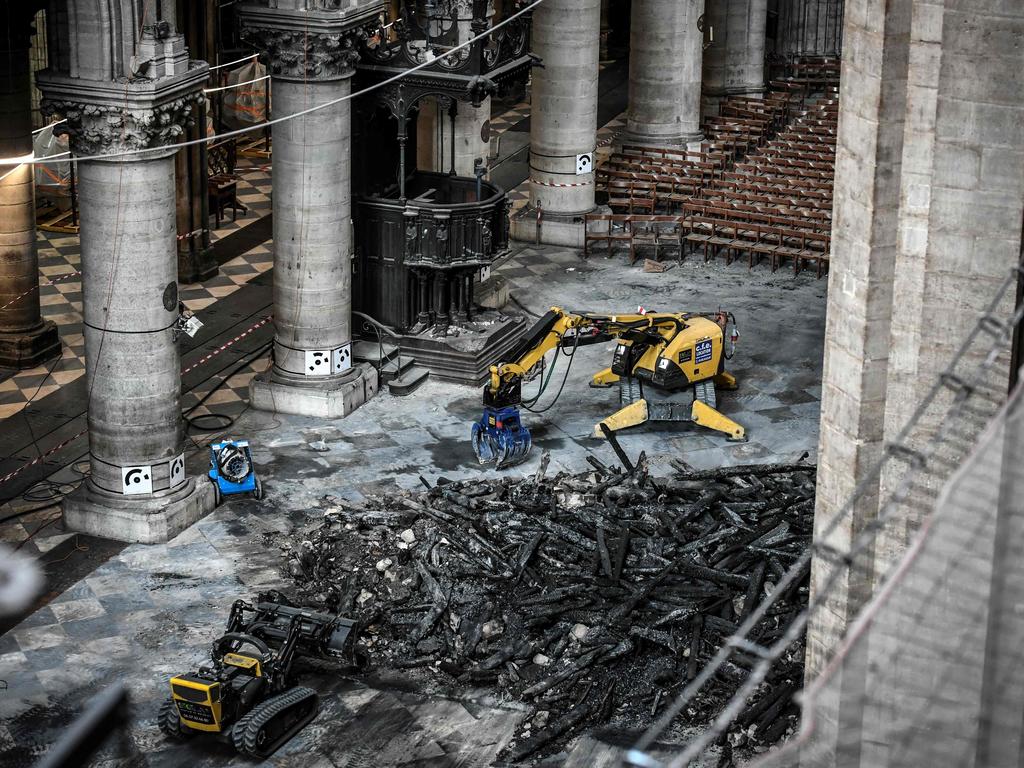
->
[[352, 310, 404, 381]]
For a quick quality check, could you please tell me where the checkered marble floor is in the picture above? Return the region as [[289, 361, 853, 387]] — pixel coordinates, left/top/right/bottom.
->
[[489, 98, 530, 135], [0, 159, 274, 420], [181, 355, 270, 433], [210, 156, 273, 238]]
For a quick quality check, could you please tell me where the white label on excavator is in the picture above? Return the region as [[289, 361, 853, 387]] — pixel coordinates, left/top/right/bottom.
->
[[695, 340, 713, 364]]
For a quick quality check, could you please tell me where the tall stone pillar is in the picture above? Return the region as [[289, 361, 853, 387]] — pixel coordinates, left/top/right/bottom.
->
[[0, 11, 60, 369], [805, 0, 1024, 763], [417, 98, 491, 177], [624, 0, 705, 147], [449, 99, 491, 177], [416, 0, 492, 177], [878, 0, 1024, 572], [510, 0, 600, 246], [702, 0, 768, 112], [36, 31, 215, 544], [803, 0, 912, 758], [778, 0, 845, 57], [239, 2, 383, 418]]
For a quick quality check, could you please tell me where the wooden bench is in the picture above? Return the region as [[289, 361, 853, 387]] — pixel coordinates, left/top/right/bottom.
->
[[584, 213, 638, 259], [734, 163, 835, 182], [620, 144, 729, 168], [722, 171, 834, 196]]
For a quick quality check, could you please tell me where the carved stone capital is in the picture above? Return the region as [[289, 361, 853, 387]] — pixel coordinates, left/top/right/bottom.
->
[[240, 26, 363, 81], [37, 62, 208, 159], [41, 90, 203, 158], [238, 1, 388, 82]]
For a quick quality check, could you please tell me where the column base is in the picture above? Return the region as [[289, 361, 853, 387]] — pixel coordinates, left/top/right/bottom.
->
[[510, 205, 600, 248], [63, 476, 216, 544], [0, 321, 61, 369], [249, 362, 378, 419], [703, 87, 767, 117], [177, 245, 219, 284], [619, 130, 704, 150]]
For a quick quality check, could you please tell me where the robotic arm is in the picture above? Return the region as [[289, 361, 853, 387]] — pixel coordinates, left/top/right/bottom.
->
[[471, 307, 745, 469], [472, 308, 694, 468]]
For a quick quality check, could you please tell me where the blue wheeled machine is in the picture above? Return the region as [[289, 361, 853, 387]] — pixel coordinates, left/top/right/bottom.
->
[[208, 439, 263, 504]]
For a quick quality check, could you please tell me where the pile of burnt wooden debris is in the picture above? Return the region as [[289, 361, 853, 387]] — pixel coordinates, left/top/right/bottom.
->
[[283, 454, 814, 765]]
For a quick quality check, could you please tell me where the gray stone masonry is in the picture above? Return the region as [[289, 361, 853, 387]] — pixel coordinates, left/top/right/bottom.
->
[[238, 0, 387, 418]]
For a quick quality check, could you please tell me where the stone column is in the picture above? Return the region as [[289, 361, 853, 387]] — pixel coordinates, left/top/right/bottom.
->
[[778, 0, 845, 57], [624, 0, 705, 147], [175, 100, 216, 284], [702, 0, 768, 113], [803, 0, 912, 757], [448, 0, 492, 176], [879, 0, 1024, 572], [239, 1, 383, 419], [510, 0, 600, 247], [805, 0, 1024, 763], [0, 12, 60, 369], [448, 99, 491, 177], [36, 34, 215, 544], [417, 98, 491, 177]]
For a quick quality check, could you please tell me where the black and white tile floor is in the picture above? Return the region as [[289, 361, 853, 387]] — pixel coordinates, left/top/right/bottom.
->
[[0, 159, 274, 420]]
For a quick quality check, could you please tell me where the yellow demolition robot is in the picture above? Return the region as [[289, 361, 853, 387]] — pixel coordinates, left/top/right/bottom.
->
[[472, 307, 745, 468], [161, 596, 359, 758]]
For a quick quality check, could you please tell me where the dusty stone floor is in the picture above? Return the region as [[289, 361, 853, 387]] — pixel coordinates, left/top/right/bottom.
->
[[0, 245, 827, 767]]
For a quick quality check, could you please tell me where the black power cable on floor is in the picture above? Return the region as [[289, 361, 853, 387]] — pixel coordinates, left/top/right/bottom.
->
[[0, 342, 271, 512], [183, 342, 272, 433]]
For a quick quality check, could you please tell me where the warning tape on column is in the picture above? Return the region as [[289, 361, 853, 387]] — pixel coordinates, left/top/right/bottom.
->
[[0, 314, 274, 491], [0, 271, 83, 314], [528, 132, 621, 189], [528, 178, 594, 188]]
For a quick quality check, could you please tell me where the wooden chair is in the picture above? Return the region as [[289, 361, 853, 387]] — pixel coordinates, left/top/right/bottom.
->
[[208, 139, 248, 228]]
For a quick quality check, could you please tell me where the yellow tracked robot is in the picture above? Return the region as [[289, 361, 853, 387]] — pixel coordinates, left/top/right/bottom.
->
[[472, 307, 745, 468], [159, 595, 360, 758]]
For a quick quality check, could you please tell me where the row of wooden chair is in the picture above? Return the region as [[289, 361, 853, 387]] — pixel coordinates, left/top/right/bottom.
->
[[591, 87, 839, 276], [582, 211, 830, 277]]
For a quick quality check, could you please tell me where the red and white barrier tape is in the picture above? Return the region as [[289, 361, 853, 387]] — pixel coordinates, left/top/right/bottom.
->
[[528, 131, 622, 189], [0, 271, 82, 314], [0, 428, 88, 487], [180, 315, 272, 377], [176, 228, 209, 242], [0, 314, 274, 491], [529, 178, 594, 188]]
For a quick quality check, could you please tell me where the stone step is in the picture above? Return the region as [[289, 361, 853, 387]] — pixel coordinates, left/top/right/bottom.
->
[[388, 365, 430, 396], [380, 355, 416, 381], [352, 339, 400, 365]]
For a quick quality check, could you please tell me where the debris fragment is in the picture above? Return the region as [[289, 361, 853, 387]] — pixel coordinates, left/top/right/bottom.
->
[[285, 461, 815, 763]]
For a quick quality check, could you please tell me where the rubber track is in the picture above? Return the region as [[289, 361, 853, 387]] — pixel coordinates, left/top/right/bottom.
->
[[695, 379, 717, 409], [234, 685, 318, 758], [158, 698, 192, 740]]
